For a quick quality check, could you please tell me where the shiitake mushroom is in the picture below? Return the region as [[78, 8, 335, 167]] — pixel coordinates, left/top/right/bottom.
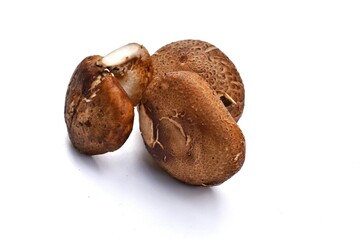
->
[[139, 71, 245, 186], [65, 40, 246, 186], [65, 43, 152, 155], [139, 40, 246, 186]]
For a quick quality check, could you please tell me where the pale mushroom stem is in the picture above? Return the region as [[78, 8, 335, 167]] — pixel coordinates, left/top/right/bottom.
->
[[223, 92, 237, 105], [101, 43, 147, 67], [100, 43, 152, 106]]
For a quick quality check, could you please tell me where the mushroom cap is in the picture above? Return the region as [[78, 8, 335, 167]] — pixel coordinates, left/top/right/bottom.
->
[[65, 56, 134, 155], [151, 39, 244, 121], [139, 71, 245, 186]]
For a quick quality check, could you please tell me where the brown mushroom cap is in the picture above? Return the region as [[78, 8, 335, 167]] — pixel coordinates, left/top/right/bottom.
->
[[151, 39, 244, 121], [139, 71, 245, 186], [65, 56, 134, 155]]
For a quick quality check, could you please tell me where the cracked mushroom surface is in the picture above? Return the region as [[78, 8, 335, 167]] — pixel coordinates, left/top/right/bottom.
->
[[151, 39, 245, 121], [139, 71, 245, 186]]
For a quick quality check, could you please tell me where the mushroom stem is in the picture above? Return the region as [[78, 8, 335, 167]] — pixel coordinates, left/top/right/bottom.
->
[[101, 43, 147, 67], [100, 43, 153, 106], [223, 92, 237, 105]]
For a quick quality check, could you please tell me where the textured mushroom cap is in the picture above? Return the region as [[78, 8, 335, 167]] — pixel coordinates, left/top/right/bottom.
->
[[65, 56, 134, 155], [139, 71, 246, 186], [151, 39, 244, 121]]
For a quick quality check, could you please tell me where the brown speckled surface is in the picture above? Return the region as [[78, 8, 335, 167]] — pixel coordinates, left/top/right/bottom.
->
[[151, 40, 245, 121]]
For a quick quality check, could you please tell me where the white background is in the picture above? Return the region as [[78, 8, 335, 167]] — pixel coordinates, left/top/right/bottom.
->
[[1, 0, 359, 239]]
